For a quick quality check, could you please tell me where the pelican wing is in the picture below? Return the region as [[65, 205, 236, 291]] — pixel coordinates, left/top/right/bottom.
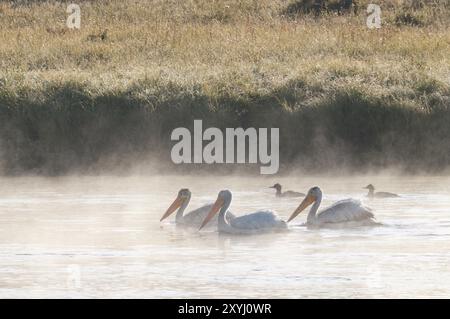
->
[[229, 210, 287, 230], [317, 199, 374, 224]]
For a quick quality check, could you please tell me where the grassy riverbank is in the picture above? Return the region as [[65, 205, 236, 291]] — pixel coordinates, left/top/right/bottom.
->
[[0, 0, 449, 174]]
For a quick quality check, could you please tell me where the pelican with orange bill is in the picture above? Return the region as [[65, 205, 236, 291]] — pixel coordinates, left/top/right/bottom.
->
[[161, 189, 235, 227], [287, 187, 379, 228], [199, 190, 287, 234]]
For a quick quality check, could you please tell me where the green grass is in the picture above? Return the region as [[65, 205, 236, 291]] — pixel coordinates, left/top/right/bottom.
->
[[0, 0, 449, 174]]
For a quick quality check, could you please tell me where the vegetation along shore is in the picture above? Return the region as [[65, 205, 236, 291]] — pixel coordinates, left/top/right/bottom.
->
[[0, 0, 449, 175]]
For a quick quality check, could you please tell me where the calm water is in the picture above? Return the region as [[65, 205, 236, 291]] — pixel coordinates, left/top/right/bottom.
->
[[0, 175, 450, 298]]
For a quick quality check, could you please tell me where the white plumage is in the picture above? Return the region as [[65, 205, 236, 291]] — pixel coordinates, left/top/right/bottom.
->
[[313, 199, 374, 224], [160, 189, 234, 228], [288, 187, 379, 228], [200, 190, 287, 235]]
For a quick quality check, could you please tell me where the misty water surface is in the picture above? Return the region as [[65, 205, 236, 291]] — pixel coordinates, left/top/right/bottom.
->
[[0, 175, 449, 298]]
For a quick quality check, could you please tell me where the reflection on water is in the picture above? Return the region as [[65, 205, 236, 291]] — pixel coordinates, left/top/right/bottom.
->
[[0, 175, 450, 298]]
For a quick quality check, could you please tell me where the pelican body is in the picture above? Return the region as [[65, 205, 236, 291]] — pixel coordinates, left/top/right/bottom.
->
[[270, 183, 305, 198], [364, 184, 399, 199], [199, 190, 287, 234], [161, 189, 234, 227], [288, 187, 378, 228]]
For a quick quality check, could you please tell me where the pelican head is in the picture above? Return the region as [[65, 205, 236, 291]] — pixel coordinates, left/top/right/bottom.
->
[[269, 183, 282, 192], [160, 188, 191, 221], [199, 190, 232, 230], [364, 184, 375, 191], [287, 186, 321, 222]]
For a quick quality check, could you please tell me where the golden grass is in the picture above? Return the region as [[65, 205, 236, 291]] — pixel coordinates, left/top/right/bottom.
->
[[0, 0, 449, 174], [1, 0, 448, 102]]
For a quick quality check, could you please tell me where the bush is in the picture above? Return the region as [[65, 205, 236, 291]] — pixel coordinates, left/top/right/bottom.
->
[[394, 11, 425, 27], [282, 0, 357, 18]]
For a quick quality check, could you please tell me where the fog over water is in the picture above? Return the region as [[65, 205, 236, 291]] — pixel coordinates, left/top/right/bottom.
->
[[0, 174, 449, 298]]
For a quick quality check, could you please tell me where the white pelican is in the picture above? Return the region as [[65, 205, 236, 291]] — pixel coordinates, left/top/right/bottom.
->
[[199, 190, 287, 234], [364, 184, 399, 199], [160, 189, 235, 227], [270, 183, 305, 198], [287, 187, 379, 228]]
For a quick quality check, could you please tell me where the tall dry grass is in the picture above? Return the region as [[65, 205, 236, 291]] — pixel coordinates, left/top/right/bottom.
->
[[0, 0, 449, 174]]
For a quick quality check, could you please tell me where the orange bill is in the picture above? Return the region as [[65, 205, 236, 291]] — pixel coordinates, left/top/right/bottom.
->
[[160, 196, 184, 221], [199, 197, 224, 230], [287, 194, 316, 222]]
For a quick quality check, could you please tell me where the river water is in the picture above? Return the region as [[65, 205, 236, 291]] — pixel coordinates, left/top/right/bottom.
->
[[0, 175, 449, 298]]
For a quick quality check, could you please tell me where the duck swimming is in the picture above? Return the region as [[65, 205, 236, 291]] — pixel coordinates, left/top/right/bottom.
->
[[364, 184, 399, 199], [269, 183, 305, 198]]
